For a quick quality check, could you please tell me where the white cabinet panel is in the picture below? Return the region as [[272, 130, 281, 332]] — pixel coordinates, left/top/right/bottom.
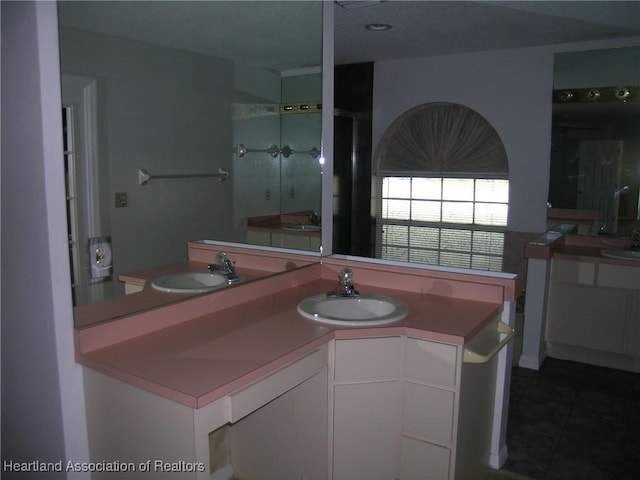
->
[[554, 258, 595, 285], [229, 368, 328, 480], [404, 338, 457, 387], [333, 381, 400, 480], [547, 283, 628, 352], [399, 436, 450, 480], [547, 259, 640, 359], [402, 382, 454, 444], [334, 336, 402, 381], [598, 263, 640, 289]]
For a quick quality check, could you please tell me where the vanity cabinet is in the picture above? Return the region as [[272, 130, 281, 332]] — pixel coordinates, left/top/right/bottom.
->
[[546, 258, 640, 370], [82, 346, 328, 479], [330, 329, 501, 480]]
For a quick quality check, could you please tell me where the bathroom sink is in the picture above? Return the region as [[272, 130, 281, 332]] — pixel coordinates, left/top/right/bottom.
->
[[283, 224, 321, 232], [601, 249, 640, 261], [151, 272, 228, 293], [297, 294, 408, 326]]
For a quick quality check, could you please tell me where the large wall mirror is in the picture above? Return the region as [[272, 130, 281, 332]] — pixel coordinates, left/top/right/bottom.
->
[[331, 1, 639, 282], [57, 1, 323, 322], [549, 46, 640, 235]]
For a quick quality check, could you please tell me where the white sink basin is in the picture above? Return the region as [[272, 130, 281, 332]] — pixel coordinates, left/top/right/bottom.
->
[[151, 272, 228, 293], [601, 249, 640, 261], [297, 294, 408, 326]]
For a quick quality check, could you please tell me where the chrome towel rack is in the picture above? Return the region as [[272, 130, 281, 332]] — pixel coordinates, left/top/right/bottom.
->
[[279, 145, 321, 159], [234, 144, 320, 159], [235, 144, 280, 158], [138, 168, 230, 186]]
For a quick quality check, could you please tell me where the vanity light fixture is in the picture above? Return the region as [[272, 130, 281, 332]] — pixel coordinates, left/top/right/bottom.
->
[[615, 87, 631, 100], [554, 85, 639, 103], [585, 89, 601, 101], [557, 90, 574, 102], [365, 23, 392, 31]]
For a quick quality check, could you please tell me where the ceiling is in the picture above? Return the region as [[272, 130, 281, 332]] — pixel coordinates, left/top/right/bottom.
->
[[57, 1, 640, 71], [335, 1, 639, 64]]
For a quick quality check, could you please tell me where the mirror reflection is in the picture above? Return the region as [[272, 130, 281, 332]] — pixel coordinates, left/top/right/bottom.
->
[[332, 2, 639, 280], [549, 46, 640, 236], [57, 1, 323, 324]]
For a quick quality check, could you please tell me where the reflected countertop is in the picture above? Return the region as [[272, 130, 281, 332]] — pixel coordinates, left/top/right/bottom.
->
[[525, 232, 639, 267]]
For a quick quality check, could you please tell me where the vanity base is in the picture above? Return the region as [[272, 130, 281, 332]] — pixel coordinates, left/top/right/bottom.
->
[[547, 342, 640, 373]]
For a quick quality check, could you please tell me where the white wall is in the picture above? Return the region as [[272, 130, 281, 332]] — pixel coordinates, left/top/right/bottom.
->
[[1, 2, 89, 477], [372, 38, 640, 234]]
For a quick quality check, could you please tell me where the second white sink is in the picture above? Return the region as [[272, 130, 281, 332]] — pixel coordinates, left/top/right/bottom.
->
[[151, 272, 228, 294], [297, 294, 408, 326], [601, 249, 640, 261]]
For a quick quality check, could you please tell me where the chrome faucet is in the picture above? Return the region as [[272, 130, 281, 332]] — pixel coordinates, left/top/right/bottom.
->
[[327, 268, 359, 297], [208, 252, 239, 283]]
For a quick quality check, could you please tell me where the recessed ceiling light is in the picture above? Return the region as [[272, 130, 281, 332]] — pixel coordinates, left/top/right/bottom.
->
[[365, 23, 392, 31]]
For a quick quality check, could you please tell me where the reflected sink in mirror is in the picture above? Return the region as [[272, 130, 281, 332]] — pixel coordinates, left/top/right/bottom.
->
[[297, 293, 408, 326], [151, 272, 231, 294], [283, 224, 322, 232], [601, 249, 640, 261]]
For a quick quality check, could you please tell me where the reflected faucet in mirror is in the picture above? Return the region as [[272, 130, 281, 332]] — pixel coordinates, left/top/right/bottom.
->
[[208, 252, 240, 284]]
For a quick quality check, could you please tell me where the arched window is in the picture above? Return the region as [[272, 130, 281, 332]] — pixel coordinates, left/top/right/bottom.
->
[[374, 103, 509, 271]]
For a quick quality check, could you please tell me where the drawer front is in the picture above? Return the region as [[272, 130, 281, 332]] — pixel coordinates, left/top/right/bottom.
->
[[229, 346, 327, 422], [404, 338, 458, 387], [402, 382, 454, 444], [334, 337, 402, 381]]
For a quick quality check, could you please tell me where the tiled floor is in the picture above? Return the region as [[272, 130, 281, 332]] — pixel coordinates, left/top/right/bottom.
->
[[502, 358, 640, 479]]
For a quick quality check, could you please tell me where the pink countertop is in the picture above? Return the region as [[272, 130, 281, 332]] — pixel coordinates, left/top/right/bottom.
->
[[76, 260, 516, 409], [525, 233, 639, 267]]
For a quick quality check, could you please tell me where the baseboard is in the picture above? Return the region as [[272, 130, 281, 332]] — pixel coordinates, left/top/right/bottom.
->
[[489, 444, 509, 469], [517, 352, 546, 370]]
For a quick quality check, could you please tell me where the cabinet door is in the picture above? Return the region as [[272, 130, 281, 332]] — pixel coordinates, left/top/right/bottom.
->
[[333, 381, 400, 480], [333, 338, 402, 479]]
